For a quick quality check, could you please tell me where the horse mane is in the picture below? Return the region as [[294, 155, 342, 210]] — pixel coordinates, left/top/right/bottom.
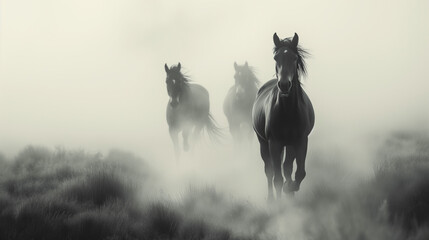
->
[[273, 37, 309, 81], [169, 64, 191, 84], [236, 64, 260, 87]]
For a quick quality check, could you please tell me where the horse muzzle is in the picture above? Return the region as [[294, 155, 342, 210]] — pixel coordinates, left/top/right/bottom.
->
[[169, 97, 179, 108], [277, 81, 292, 97]]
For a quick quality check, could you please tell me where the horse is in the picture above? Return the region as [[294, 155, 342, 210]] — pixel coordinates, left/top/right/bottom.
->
[[223, 61, 259, 145], [252, 33, 315, 200], [164, 62, 220, 160]]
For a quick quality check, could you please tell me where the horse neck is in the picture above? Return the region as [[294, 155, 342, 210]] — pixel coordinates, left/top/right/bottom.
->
[[178, 82, 191, 101], [235, 82, 257, 104], [239, 78, 258, 93]]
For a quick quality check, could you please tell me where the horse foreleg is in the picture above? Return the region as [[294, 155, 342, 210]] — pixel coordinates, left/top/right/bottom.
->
[[269, 140, 284, 199], [295, 137, 308, 191], [169, 128, 180, 161], [182, 127, 191, 152], [258, 137, 273, 201], [283, 146, 296, 193]]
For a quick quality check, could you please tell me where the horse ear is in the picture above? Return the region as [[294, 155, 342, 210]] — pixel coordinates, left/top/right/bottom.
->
[[234, 62, 238, 70], [164, 63, 169, 73], [244, 61, 248, 67], [273, 33, 281, 47], [177, 62, 181, 71], [292, 33, 299, 48]]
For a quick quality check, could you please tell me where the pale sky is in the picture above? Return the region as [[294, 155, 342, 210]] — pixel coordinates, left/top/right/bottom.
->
[[1, 0, 428, 159]]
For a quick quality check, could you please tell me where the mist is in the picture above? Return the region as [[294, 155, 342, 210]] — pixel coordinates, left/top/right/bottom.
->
[[1, 1, 429, 237]]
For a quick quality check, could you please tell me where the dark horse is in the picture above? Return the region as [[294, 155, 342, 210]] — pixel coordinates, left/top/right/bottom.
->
[[252, 33, 315, 200], [223, 62, 259, 144], [165, 63, 220, 160]]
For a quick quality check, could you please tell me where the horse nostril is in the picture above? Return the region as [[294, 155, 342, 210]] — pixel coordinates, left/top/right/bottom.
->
[[279, 81, 290, 91]]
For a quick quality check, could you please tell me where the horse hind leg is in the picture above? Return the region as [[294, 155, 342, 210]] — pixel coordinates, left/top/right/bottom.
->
[[294, 137, 308, 191], [192, 123, 204, 145], [258, 136, 274, 201], [182, 126, 192, 152]]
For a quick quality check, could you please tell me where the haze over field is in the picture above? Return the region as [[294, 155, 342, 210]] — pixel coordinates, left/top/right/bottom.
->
[[1, 0, 429, 209], [1, 1, 429, 239]]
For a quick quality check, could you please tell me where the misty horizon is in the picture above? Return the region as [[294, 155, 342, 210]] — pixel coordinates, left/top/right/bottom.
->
[[1, 1, 428, 159]]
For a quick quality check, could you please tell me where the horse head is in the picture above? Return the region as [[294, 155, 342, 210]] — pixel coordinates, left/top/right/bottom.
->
[[273, 33, 304, 97], [164, 62, 186, 108], [233, 61, 258, 101]]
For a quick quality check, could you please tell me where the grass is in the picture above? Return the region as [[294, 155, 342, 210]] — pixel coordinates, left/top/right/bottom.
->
[[373, 132, 429, 232], [0, 131, 429, 239], [0, 146, 241, 240], [0, 147, 149, 240], [291, 130, 429, 240]]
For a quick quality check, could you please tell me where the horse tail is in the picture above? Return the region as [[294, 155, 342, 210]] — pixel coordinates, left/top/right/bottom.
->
[[204, 113, 224, 142]]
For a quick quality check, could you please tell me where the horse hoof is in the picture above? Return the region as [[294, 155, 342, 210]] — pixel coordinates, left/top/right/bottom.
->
[[286, 191, 295, 197], [284, 181, 299, 193], [291, 182, 300, 192]]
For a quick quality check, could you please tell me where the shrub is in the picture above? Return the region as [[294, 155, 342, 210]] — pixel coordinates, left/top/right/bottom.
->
[[144, 202, 182, 239], [61, 169, 135, 206]]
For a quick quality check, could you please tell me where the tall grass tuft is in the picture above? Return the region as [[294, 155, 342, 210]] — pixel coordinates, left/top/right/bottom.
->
[[374, 131, 429, 232], [61, 169, 135, 206]]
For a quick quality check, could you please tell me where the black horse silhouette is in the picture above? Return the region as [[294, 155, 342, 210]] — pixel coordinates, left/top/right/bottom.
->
[[164, 63, 221, 160], [252, 33, 315, 200], [223, 61, 259, 144]]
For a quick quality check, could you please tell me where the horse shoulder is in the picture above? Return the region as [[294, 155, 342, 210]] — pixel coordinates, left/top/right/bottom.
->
[[300, 89, 315, 133], [166, 104, 178, 126], [184, 83, 211, 119], [256, 79, 277, 96], [252, 81, 277, 140]]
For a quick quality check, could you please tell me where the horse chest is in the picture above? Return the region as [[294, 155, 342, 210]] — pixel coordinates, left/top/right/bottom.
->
[[232, 100, 253, 116], [268, 107, 303, 143], [169, 107, 190, 120]]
